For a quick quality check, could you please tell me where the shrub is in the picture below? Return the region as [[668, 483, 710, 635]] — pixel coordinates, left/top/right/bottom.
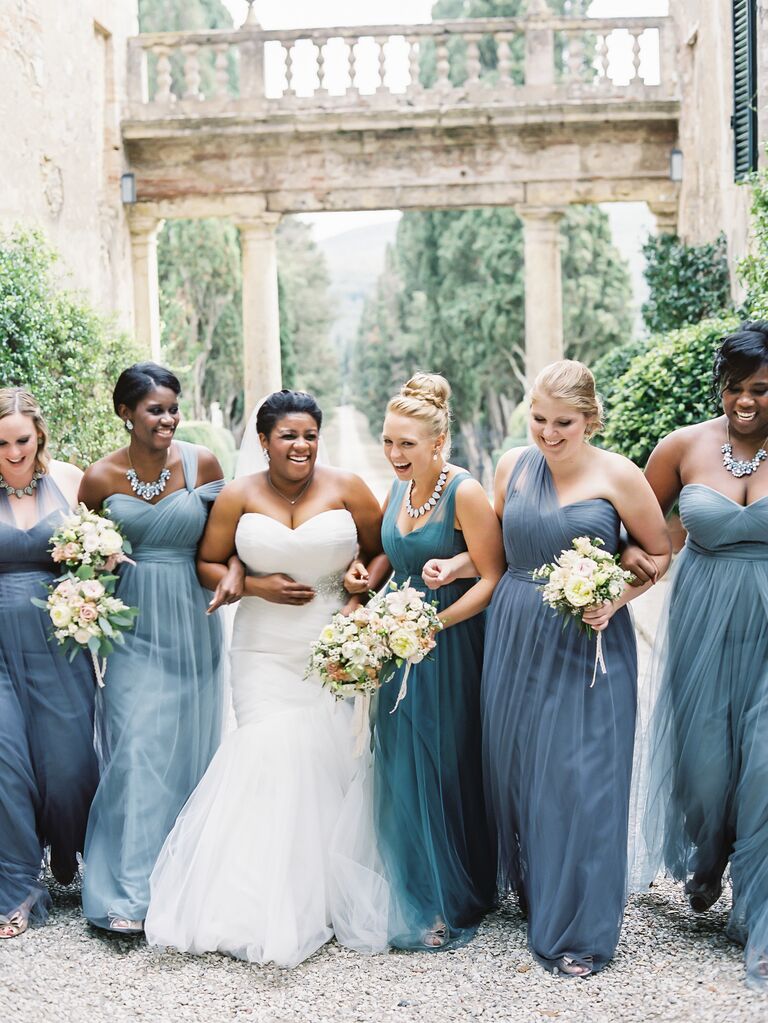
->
[[591, 336, 651, 408], [602, 314, 741, 466], [175, 420, 237, 480], [641, 233, 732, 334], [740, 165, 768, 317], [0, 229, 139, 465]]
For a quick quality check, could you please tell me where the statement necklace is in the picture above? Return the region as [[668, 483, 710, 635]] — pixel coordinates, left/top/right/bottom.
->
[[722, 424, 768, 478], [406, 465, 449, 518], [125, 450, 171, 501], [0, 468, 44, 500], [267, 472, 314, 506]]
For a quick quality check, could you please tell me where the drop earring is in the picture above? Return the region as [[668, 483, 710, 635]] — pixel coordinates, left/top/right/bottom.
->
[[124, 420, 134, 432]]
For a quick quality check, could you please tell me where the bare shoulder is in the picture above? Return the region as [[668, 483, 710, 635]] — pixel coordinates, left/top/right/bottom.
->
[[317, 465, 374, 498], [49, 459, 84, 487], [592, 446, 644, 483], [494, 445, 528, 488], [451, 468, 487, 501]]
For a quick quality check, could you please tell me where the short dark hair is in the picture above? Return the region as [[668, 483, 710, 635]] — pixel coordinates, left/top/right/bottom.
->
[[255, 389, 323, 437], [712, 321, 768, 405], [112, 362, 182, 415]]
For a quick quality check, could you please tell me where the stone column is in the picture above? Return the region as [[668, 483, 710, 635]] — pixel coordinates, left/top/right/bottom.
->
[[236, 213, 282, 418], [649, 201, 678, 235], [518, 205, 565, 384], [128, 211, 163, 361]]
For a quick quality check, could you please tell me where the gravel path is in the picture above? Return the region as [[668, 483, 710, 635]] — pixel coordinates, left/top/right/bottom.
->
[[1, 874, 764, 1023]]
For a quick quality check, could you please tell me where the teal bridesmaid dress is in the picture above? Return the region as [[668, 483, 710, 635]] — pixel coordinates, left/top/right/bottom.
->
[[82, 442, 224, 929], [373, 472, 496, 950]]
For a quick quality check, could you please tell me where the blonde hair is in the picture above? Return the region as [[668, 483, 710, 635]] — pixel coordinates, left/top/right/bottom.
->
[[0, 387, 51, 471], [386, 372, 452, 455], [530, 360, 604, 438]]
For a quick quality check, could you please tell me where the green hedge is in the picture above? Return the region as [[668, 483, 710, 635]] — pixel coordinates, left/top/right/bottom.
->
[[602, 314, 740, 466], [0, 229, 139, 465], [641, 233, 732, 334], [176, 420, 237, 479]]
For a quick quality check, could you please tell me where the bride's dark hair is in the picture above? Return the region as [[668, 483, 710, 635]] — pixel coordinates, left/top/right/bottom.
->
[[256, 390, 323, 437]]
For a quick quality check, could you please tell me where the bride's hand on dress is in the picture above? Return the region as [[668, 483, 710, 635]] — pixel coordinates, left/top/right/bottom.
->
[[343, 560, 369, 594], [581, 600, 616, 632], [254, 573, 316, 605]]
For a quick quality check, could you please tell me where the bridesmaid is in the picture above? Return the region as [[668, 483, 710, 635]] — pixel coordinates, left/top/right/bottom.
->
[[482, 360, 669, 976], [345, 373, 504, 949], [0, 388, 98, 938], [625, 322, 768, 988], [79, 363, 241, 934]]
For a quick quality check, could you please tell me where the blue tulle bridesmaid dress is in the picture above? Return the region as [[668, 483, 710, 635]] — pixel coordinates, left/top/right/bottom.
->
[[482, 447, 637, 974], [0, 475, 98, 926], [82, 442, 224, 929], [644, 483, 768, 989], [373, 472, 496, 950]]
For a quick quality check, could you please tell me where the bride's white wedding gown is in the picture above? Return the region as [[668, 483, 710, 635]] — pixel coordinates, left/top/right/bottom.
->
[[144, 510, 388, 967]]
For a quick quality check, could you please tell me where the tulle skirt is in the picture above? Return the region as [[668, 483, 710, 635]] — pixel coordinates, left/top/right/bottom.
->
[[644, 546, 768, 989], [0, 568, 98, 925]]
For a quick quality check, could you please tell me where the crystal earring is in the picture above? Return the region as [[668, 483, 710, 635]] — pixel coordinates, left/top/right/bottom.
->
[[124, 420, 134, 432], [263, 448, 270, 464], [433, 451, 438, 461]]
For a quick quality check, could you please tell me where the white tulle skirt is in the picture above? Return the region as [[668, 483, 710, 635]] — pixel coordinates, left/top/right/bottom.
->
[[145, 589, 388, 967]]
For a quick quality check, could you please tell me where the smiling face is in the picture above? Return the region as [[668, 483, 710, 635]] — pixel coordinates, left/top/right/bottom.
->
[[260, 412, 319, 481], [382, 412, 444, 481], [529, 393, 590, 461], [0, 412, 42, 481], [119, 386, 180, 452], [721, 364, 768, 439]]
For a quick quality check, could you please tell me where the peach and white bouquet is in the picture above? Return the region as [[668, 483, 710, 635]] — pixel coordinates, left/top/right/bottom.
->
[[307, 578, 443, 704], [532, 536, 632, 686], [49, 503, 133, 573]]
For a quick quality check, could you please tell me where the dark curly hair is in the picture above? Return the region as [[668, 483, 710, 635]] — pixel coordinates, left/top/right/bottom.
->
[[255, 389, 323, 437], [112, 362, 181, 415]]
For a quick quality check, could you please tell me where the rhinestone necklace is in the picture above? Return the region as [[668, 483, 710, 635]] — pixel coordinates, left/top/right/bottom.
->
[[406, 465, 449, 518], [0, 468, 44, 500], [721, 424, 768, 478], [125, 449, 171, 501], [267, 471, 314, 506]]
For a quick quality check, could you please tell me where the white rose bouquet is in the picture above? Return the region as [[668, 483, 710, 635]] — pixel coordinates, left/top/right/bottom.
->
[[307, 578, 443, 704], [532, 536, 633, 687], [32, 504, 139, 686], [49, 502, 134, 573]]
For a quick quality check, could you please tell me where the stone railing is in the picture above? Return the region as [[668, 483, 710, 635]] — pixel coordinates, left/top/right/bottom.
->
[[126, 13, 676, 115]]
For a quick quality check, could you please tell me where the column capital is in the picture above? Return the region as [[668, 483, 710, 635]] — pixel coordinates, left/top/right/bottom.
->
[[235, 211, 282, 238], [516, 204, 567, 223], [648, 201, 678, 235], [127, 209, 164, 239]]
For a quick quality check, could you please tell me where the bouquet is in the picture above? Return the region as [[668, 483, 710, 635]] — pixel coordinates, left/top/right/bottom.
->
[[50, 502, 133, 573], [532, 536, 633, 687], [32, 505, 139, 686], [307, 578, 443, 706]]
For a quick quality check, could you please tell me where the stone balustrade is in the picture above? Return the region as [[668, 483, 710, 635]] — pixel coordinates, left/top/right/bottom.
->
[[126, 14, 676, 114]]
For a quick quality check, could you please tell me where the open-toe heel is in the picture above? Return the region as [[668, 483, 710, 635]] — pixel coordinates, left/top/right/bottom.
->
[[553, 955, 592, 978]]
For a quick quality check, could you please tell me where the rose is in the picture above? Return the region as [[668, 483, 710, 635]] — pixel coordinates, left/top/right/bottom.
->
[[81, 529, 100, 553], [73, 627, 91, 644], [61, 542, 80, 560], [389, 628, 420, 660], [50, 604, 73, 628], [78, 604, 99, 623], [563, 577, 596, 608], [99, 528, 123, 556], [574, 558, 597, 578], [81, 579, 105, 600], [319, 624, 336, 644]]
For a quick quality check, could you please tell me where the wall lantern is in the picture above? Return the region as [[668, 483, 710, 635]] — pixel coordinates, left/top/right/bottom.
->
[[669, 148, 683, 182], [120, 172, 137, 204]]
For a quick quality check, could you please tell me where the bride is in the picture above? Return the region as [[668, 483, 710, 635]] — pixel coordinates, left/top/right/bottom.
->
[[144, 390, 385, 967]]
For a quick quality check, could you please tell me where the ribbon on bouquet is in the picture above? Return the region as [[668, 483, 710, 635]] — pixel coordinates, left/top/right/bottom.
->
[[91, 652, 107, 688], [589, 632, 607, 688], [389, 661, 412, 715], [352, 692, 372, 758]]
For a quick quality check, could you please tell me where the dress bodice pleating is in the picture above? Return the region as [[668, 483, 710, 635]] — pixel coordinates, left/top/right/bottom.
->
[[679, 483, 768, 559]]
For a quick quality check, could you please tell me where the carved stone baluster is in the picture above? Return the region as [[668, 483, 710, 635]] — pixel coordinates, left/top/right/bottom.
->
[[465, 33, 481, 86], [567, 31, 585, 85], [596, 33, 610, 87], [182, 43, 202, 100], [212, 43, 230, 99], [631, 29, 642, 86], [407, 37, 422, 94], [154, 45, 174, 105], [284, 41, 296, 98], [497, 33, 512, 88], [316, 39, 327, 96], [376, 35, 389, 94], [435, 35, 451, 91]]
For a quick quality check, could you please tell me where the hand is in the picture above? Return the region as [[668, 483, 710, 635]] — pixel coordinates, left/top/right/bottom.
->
[[344, 560, 369, 594], [206, 561, 245, 614], [255, 573, 316, 606], [620, 544, 657, 586], [581, 600, 616, 632], [422, 558, 456, 590], [340, 595, 363, 617]]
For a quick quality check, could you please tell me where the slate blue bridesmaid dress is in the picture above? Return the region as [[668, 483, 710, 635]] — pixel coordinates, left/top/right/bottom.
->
[[0, 475, 98, 926], [482, 447, 637, 974], [82, 442, 224, 929], [644, 482, 768, 989], [373, 471, 496, 950]]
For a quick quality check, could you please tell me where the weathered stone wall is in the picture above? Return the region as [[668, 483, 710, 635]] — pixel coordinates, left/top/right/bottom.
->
[[0, 0, 137, 324], [673, 0, 768, 293]]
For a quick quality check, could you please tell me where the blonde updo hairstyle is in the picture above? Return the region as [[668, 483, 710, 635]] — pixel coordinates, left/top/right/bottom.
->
[[386, 372, 452, 458], [530, 360, 604, 439], [0, 387, 51, 472]]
